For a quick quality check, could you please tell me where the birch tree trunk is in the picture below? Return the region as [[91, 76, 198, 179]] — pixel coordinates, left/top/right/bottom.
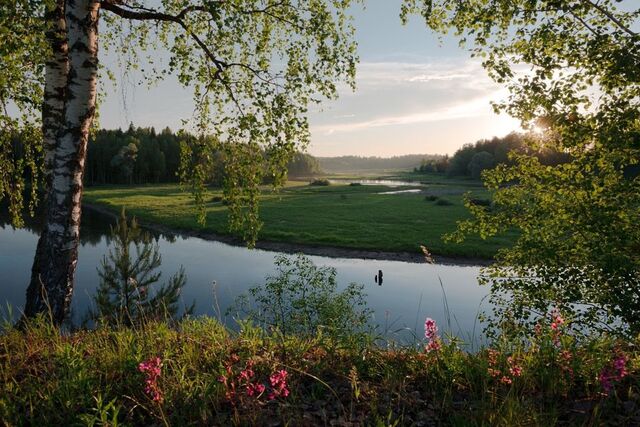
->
[[24, 0, 69, 321], [24, 0, 100, 325]]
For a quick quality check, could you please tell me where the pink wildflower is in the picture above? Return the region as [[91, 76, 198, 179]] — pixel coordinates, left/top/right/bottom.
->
[[500, 376, 512, 385], [424, 318, 438, 340], [509, 365, 523, 377], [423, 317, 442, 353], [508, 356, 523, 377], [534, 323, 542, 336], [550, 308, 565, 333], [138, 357, 163, 403], [614, 355, 628, 379], [425, 338, 442, 353], [246, 382, 266, 397], [488, 368, 501, 378], [599, 369, 613, 393], [239, 367, 254, 382], [487, 349, 499, 366], [599, 353, 629, 394], [268, 369, 290, 400]]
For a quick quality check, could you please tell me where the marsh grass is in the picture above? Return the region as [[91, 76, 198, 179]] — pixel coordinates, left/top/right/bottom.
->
[[84, 182, 516, 259]]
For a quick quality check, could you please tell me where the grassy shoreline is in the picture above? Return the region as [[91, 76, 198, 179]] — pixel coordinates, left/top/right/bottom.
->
[[83, 179, 516, 262], [82, 202, 490, 266]]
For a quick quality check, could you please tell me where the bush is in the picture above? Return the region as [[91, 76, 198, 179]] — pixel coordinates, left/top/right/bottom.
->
[[468, 151, 496, 180], [424, 195, 438, 202], [309, 179, 330, 186], [349, 182, 362, 186], [435, 198, 453, 206], [228, 254, 372, 347], [469, 198, 491, 207]]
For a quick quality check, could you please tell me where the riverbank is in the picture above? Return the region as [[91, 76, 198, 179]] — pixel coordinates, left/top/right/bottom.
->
[[83, 202, 491, 266]]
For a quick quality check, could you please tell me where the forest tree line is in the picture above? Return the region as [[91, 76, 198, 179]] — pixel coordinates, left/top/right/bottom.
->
[[318, 154, 442, 173], [415, 132, 572, 179], [10, 126, 571, 187], [83, 126, 321, 185]]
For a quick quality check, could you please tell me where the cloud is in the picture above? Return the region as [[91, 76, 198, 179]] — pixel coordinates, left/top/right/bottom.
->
[[406, 73, 474, 83], [314, 90, 506, 135], [352, 59, 493, 89], [310, 58, 506, 136]]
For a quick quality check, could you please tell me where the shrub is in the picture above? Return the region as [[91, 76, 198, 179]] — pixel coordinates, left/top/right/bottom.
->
[[469, 198, 491, 207], [349, 182, 362, 186], [228, 254, 373, 347], [435, 198, 453, 206], [424, 195, 438, 202], [309, 179, 330, 186]]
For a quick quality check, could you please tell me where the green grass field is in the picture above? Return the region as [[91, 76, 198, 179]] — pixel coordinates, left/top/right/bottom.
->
[[84, 176, 516, 259]]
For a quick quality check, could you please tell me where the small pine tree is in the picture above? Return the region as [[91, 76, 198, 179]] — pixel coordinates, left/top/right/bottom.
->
[[90, 209, 192, 326]]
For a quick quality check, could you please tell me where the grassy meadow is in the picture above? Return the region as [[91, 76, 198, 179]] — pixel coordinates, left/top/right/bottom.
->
[[83, 175, 516, 260]]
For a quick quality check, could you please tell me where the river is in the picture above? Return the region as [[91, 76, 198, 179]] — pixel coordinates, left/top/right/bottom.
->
[[0, 208, 489, 345]]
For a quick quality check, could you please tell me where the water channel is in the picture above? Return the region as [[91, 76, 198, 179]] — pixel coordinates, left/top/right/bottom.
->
[[0, 208, 489, 345]]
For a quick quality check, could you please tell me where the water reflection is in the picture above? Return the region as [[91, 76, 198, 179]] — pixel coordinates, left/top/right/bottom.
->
[[0, 206, 178, 246], [329, 179, 422, 187], [0, 206, 488, 345]]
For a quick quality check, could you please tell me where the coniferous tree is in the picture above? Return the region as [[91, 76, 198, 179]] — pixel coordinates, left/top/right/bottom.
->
[[89, 209, 192, 327]]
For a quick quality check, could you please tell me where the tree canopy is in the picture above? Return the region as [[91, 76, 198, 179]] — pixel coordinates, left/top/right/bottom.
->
[[404, 0, 640, 335], [0, 0, 49, 226]]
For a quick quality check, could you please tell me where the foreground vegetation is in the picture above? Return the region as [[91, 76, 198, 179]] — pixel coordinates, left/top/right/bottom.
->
[[84, 179, 516, 259], [1, 316, 638, 426]]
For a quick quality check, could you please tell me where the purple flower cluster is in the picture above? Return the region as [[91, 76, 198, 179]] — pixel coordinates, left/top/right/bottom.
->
[[138, 357, 163, 403], [424, 317, 441, 353], [599, 353, 628, 394], [218, 356, 290, 403], [268, 369, 290, 400]]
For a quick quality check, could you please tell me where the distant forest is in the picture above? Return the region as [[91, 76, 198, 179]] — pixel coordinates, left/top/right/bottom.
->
[[12, 126, 570, 187], [84, 125, 320, 186], [318, 133, 569, 178], [416, 132, 571, 179], [317, 154, 443, 173]]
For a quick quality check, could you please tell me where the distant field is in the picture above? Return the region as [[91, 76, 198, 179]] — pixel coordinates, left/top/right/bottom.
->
[[83, 176, 516, 259]]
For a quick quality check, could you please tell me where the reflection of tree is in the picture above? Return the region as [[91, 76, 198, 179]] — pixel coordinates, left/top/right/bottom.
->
[[88, 209, 191, 327], [164, 233, 177, 243], [0, 203, 178, 246]]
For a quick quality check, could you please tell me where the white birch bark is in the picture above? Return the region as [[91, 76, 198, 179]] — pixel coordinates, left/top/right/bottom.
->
[[42, 0, 69, 186], [24, 0, 69, 321], [24, 0, 100, 324]]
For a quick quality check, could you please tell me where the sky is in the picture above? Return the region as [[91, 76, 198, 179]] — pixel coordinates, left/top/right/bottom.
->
[[98, 1, 520, 157]]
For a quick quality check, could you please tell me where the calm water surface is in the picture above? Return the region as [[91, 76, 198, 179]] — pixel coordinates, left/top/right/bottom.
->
[[329, 179, 421, 187], [0, 209, 489, 343]]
